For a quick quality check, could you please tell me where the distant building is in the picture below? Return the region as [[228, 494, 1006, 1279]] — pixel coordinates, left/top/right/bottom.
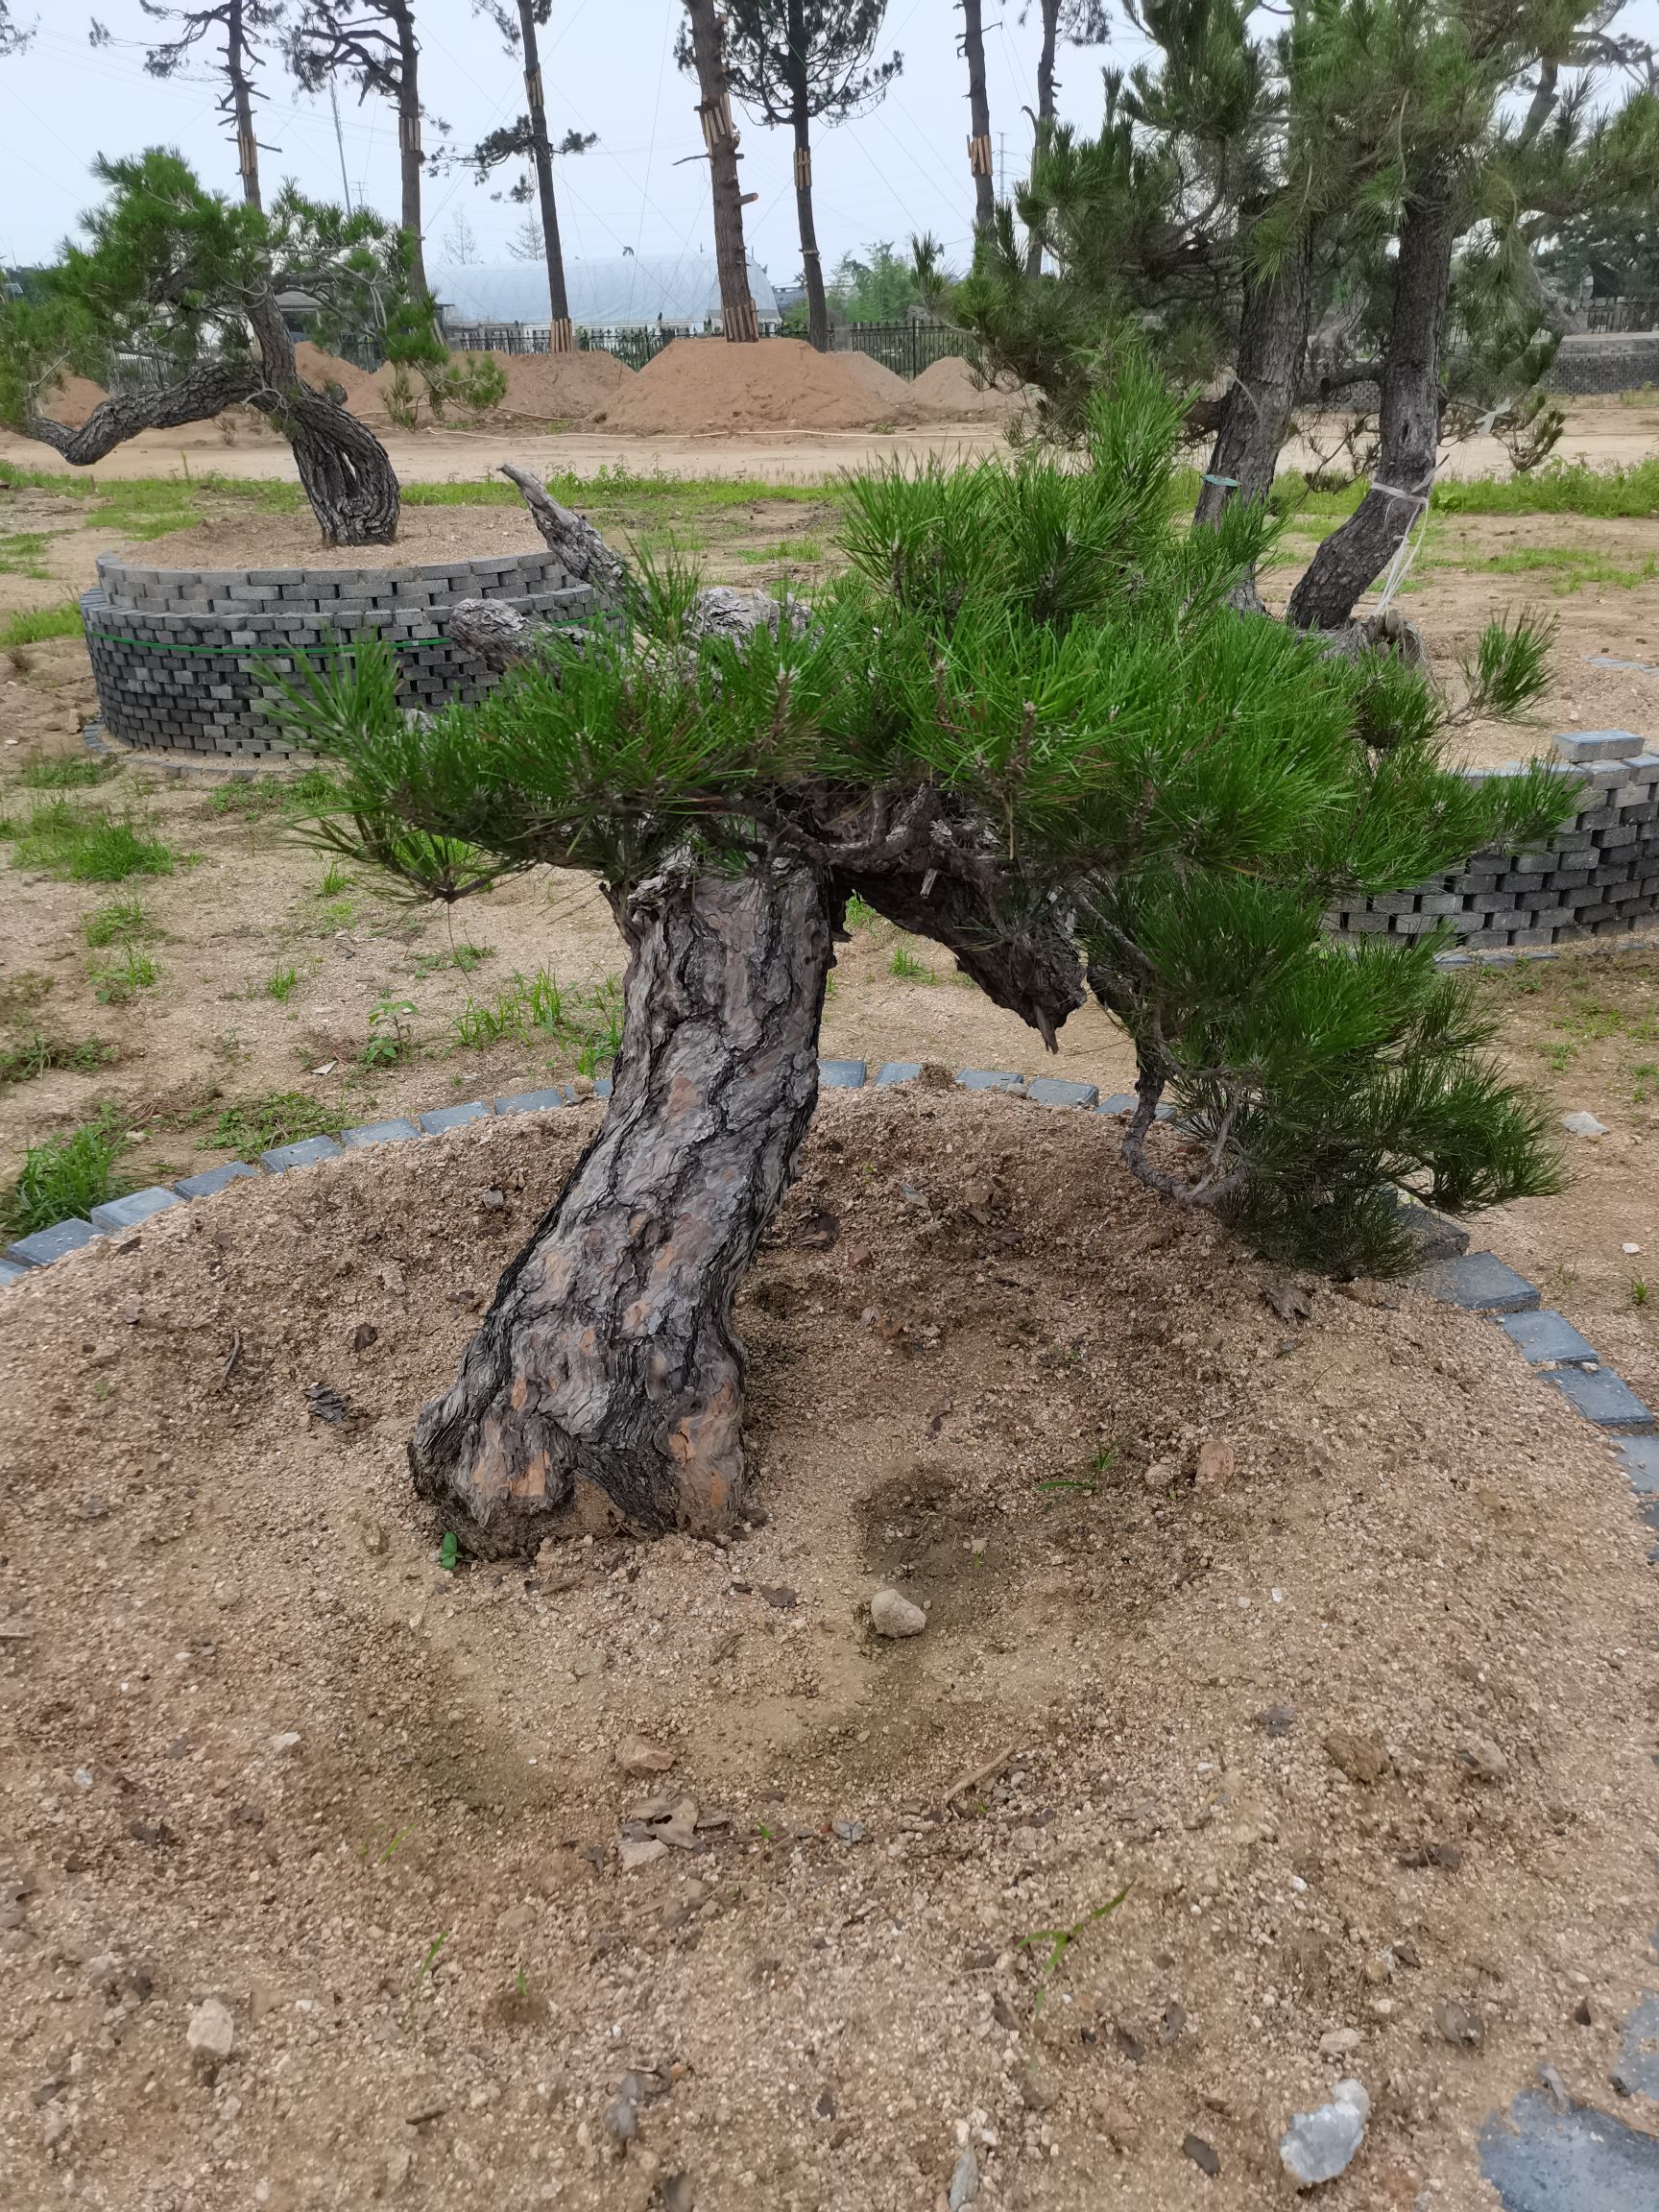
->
[[428, 255, 782, 341]]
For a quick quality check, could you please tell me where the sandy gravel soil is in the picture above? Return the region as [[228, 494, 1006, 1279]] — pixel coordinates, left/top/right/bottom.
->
[[0, 1089, 1655, 2211]]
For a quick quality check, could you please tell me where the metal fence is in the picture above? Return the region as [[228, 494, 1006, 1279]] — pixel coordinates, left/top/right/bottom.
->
[[1585, 298, 1659, 334], [832, 320, 981, 380], [444, 324, 784, 370]]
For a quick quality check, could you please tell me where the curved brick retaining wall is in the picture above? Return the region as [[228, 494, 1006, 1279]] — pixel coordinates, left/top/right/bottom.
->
[[81, 546, 594, 758], [1334, 729, 1659, 952]]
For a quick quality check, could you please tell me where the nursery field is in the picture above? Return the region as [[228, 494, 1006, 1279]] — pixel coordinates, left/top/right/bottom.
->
[[2, 424, 1659, 2212]]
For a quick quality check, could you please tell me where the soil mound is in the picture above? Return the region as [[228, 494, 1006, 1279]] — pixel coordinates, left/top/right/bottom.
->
[[493, 348, 632, 426], [118, 502, 547, 569], [900, 352, 1028, 424], [293, 340, 387, 422], [0, 1088, 1652, 2210], [37, 373, 109, 427], [607, 335, 913, 434]]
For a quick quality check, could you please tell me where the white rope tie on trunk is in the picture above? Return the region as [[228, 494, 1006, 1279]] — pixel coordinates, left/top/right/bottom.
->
[[1368, 472, 1435, 618]]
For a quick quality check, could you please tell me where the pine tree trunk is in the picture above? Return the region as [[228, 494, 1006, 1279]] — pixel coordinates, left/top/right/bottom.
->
[[1023, 0, 1059, 276], [249, 295, 401, 544], [786, 4, 828, 353], [411, 861, 831, 1551], [392, 0, 429, 297], [226, 0, 262, 212], [683, 0, 760, 343], [519, 0, 574, 352], [1286, 185, 1455, 632], [961, 0, 996, 233], [1194, 225, 1314, 529]]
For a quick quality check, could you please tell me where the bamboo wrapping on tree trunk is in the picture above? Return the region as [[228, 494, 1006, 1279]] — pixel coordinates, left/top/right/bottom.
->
[[794, 146, 811, 188], [968, 133, 993, 175], [410, 860, 832, 1550]]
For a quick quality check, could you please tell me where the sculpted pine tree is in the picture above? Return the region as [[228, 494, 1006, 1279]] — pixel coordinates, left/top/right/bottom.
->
[[287, 371, 1567, 1552], [0, 151, 435, 544]]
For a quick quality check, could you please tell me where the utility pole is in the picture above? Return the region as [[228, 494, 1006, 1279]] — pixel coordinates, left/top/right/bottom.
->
[[329, 79, 352, 212]]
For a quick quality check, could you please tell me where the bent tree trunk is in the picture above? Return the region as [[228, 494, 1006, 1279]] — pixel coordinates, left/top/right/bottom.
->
[[411, 859, 832, 1551], [1286, 183, 1455, 633]]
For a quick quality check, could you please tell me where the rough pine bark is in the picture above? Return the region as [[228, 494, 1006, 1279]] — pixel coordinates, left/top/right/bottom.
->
[[248, 295, 401, 543], [1286, 183, 1455, 633], [787, 2, 829, 355], [683, 0, 761, 342], [961, 0, 996, 233], [1023, 0, 1060, 276], [518, 0, 575, 351], [411, 860, 832, 1551], [1193, 224, 1315, 535], [226, 0, 263, 210]]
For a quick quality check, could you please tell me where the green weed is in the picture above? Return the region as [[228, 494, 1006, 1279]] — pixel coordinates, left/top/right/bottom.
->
[[18, 755, 118, 790], [1474, 545, 1658, 593], [410, 942, 493, 977], [88, 947, 158, 1003], [0, 1033, 117, 1086], [83, 897, 155, 948], [317, 859, 350, 898], [1633, 1276, 1649, 1308], [358, 1817, 420, 1866], [889, 945, 937, 983], [208, 780, 285, 820], [1016, 1884, 1134, 2014], [11, 802, 180, 882], [205, 1090, 344, 1153], [263, 965, 300, 1001], [362, 997, 417, 1068], [3, 1113, 132, 1237], [844, 894, 880, 930], [0, 531, 52, 578], [401, 1932, 449, 2030], [452, 969, 622, 1068], [0, 604, 83, 648]]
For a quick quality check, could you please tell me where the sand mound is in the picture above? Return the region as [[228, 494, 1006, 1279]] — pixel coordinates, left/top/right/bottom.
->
[[608, 335, 913, 434], [0, 1086, 1652, 2210], [900, 353, 1027, 424], [37, 373, 109, 427], [492, 348, 631, 425], [293, 340, 388, 422]]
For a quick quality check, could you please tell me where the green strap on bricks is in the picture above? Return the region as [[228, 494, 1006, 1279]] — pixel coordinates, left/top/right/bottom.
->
[[89, 633, 447, 657]]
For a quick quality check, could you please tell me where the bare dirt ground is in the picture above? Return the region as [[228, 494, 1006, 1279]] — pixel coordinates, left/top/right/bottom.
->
[[1, 1088, 1655, 2212]]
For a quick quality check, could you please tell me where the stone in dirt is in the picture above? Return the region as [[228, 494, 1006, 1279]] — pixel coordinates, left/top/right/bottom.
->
[[1433, 1997, 1484, 2048], [1561, 1110, 1608, 1137], [1279, 2076, 1370, 2189], [617, 1839, 669, 1873], [1196, 1435, 1236, 1489], [1457, 1736, 1510, 1783], [1183, 2132, 1220, 2177], [186, 1998, 235, 2067], [948, 2145, 979, 2208], [1324, 1731, 1390, 1786], [615, 1735, 676, 1778], [870, 1588, 926, 1638]]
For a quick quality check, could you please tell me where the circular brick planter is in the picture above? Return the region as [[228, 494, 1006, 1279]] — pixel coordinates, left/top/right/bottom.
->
[[80, 546, 595, 758]]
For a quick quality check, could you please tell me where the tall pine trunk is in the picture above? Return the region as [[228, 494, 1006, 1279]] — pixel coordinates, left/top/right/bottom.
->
[[1286, 184, 1455, 632], [1023, 0, 1059, 276], [961, 0, 996, 233], [786, 0, 828, 353], [412, 861, 830, 1551], [226, 0, 262, 211], [391, 0, 429, 298], [683, 0, 760, 342], [518, 0, 574, 352]]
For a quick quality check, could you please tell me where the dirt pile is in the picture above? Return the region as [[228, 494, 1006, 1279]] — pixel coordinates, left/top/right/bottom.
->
[[899, 353, 1028, 424], [492, 349, 632, 425], [36, 374, 110, 428], [607, 335, 914, 434], [293, 340, 387, 422], [0, 1088, 1653, 2210]]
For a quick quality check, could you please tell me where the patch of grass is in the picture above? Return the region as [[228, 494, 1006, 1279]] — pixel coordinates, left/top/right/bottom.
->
[[263, 964, 300, 1001], [889, 945, 937, 983], [1470, 545, 1658, 593], [0, 603, 82, 649], [0, 531, 52, 579], [3, 1112, 132, 1238], [410, 942, 493, 977], [1633, 1275, 1650, 1308], [11, 801, 180, 882], [88, 947, 158, 1004], [1016, 1885, 1134, 2014], [208, 780, 286, 819], [843, 893, 880, 931], [0, 1033, 117, 1086], [18, 755, 119, 790], [83, 896, 156, 948], [1633, 1060, 1658, 1105], [452, 968, 622, 1070], [206, 1089, 345, 1153], [317, 859, 350, 898]]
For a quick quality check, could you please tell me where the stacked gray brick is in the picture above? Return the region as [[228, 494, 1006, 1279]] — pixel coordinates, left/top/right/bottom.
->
[[1333, 732, 1659, 952], [81, 549, 594, 757]]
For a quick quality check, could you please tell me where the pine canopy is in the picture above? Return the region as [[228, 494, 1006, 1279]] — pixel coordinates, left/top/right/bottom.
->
[[290, 366, 1571, 1272]]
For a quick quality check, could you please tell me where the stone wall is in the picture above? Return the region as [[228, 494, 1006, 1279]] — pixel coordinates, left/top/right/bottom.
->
[[82, 547, 593, 757], [1333, 731, 1659, 952]]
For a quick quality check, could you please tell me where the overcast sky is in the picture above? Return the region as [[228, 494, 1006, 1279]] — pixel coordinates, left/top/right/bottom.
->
[[3, 1, 1656, 289]]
